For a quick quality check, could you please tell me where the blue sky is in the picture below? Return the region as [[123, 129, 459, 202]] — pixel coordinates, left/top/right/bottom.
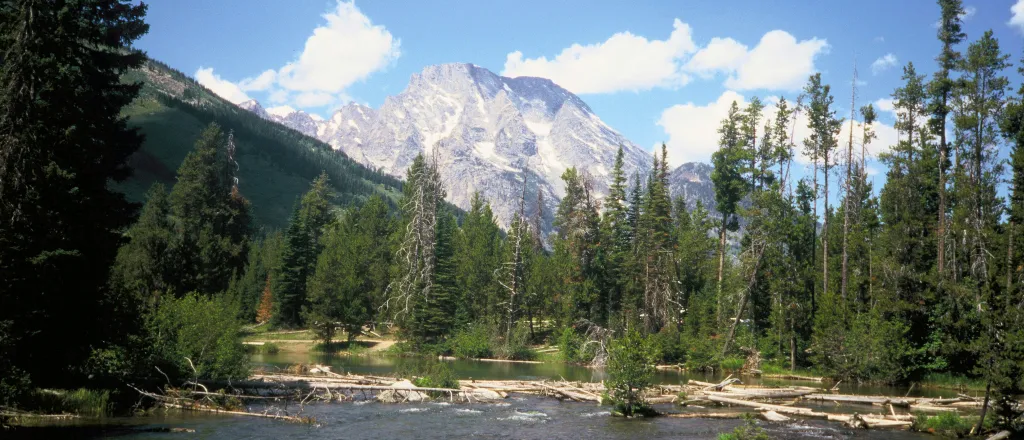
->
[[137, 0, 1024, 174]]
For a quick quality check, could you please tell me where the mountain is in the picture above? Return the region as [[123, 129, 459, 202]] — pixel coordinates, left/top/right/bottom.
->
[[667, 162, 717, 215], [118, 60, 404, 230], [242, 63, 723, 232]]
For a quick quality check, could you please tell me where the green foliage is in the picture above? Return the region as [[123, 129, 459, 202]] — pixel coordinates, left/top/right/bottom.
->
[[495, 322, 535, 361], [396, 358, 459, 390], [911, 412, 973, 438], [717, 416, 770, 440], [652, 323, 684, 364], [606, 329, 657, 417], [557, 327, 590, 364], [0, 0, 150, 398], [147, 293, 249, 381], [23, 389, 112, 418], [449, 324, 494, 359]]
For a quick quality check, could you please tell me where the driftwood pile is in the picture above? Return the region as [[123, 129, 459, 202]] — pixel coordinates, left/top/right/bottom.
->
[[133, 366, 988, 432]]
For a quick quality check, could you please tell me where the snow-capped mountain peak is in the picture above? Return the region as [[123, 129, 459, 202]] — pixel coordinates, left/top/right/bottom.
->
[[235, 63, 712, 233]]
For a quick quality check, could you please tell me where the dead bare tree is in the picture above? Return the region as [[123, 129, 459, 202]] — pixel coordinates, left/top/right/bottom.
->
[[381, 152, 444, 321], [495, 179, 530, 343], [720, 233, 768, 357]]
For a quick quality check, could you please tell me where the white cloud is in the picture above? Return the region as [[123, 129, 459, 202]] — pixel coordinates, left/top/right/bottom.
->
[[1010, 0, 1024, 32], [873, 36, 885, 43], [239, 70, 277, 91], [722, 30, 829, 91], [274, 1, 400, 94], [293, 92, 336, 108], [502, 19, 697, 94], [684, 37, 748, 77], [874, 98, 896, 117], [194, 67, 251, 104], [197, 1, 398, 110], [658, 90, 898, 167], [871, 53, 898, 75], [658, 90, 747, 165]]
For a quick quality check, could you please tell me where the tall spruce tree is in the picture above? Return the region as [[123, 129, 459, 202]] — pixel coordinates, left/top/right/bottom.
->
[[711, 101, 748, 324], [0, 0, 149, 396]]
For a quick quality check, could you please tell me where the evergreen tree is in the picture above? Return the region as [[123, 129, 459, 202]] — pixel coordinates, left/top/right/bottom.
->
[[803, 73, 842, 300], [274, 208, 312, 328], [110, 184, 173, 305], [928, 0, 967, 276], [455, 192, 502, 325], [0, 0, 149, 396], [711, 101, 749, 324], [167, 124, 251, 296], [409, 211, 458, 343]]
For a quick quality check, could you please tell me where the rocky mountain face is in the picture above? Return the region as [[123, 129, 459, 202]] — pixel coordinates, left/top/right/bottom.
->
[[238, 63, 715, 232]]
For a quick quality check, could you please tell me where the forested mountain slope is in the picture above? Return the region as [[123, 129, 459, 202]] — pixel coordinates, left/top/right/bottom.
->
[[117, 59, 404, 229]]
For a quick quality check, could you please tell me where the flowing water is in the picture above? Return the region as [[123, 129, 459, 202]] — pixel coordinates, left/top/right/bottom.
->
[[13, 354, 958, 439]]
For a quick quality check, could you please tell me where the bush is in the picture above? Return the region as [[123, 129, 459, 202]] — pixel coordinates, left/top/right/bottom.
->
[[147, 293, 249, 381], [717, 416, 770, 440], [720, 357, 745, 371], [606, 329, 657, 417], [653, 324, 685, 364], [683, 332, 719, 373], [396, 358, 459, 390], [26, 388, 111, 418], [495, 322, 534, 361], [911, 412, 973, 438], [449, 324, 493, 359]]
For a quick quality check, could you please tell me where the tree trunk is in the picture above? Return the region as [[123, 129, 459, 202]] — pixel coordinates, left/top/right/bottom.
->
[[938, 101, 948, 277], [823, 149, 830, 301], [812, 159, 819, 321], [1007, 221, 1015, 298], [717, 215, 728, 325], [974, 379, 992, 436]]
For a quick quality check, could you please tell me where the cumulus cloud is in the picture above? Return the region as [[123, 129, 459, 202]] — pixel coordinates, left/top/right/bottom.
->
[[502, 19, 697, 94], [684, 37, 748, 77], [274, 1, 400, 94], [657, 90, 747, 165], [194, 67, 251, 104], [871, 53, 898, 75], [1010, 0, 1024, 33], [722, 31, 829, 91], [874, 98, 896, 117], [196, 1, 399, 109], [658, 90, 898, 167], [239, 70, 277, 91]]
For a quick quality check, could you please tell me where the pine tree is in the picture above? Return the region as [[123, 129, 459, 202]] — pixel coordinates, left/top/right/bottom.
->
[[167, 124, 251, 296], [455, 192, 502, 324], [274, 207, 311, 328], [409, 211, 458, 343], [110, 184, 173, 305], [388, 154, 445, 335], [711, 101, 749, 324], [0, 0, 149, 396], [929, 0, 967, 276], [803, 73, 842, 300]]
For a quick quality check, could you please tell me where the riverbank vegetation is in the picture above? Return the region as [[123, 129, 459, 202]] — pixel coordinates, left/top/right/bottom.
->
[[2, 0, 1024, 436]]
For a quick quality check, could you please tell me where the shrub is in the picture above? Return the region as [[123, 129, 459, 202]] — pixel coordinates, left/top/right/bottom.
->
[[27, 388, 111, 418], [147, 293, 249, 381], [606, 329, 657, 417], [449, 324, 493, 359], [911, 412, 973, 438], [397, 358, 459, 390], [653, 323, 685, 364], [683, 332, 719, 373], [717, 416, 770, 440], [495, 322, 534, 361], [720, 357, 745, 371]]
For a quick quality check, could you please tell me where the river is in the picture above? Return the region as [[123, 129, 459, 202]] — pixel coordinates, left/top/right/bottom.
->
[[12, 354, 950, 439]]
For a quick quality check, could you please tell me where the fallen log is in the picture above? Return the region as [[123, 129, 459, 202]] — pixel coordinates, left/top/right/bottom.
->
[[665, 412, 748, 419], [706, 393, 828, 418], [161, 402, 310, 423], [474, 358, 544, 364], [721, 388, 815, 399], [804, 393, 911, 407], [986, 430, 1012, 440], [762, 373, 825, 382]]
